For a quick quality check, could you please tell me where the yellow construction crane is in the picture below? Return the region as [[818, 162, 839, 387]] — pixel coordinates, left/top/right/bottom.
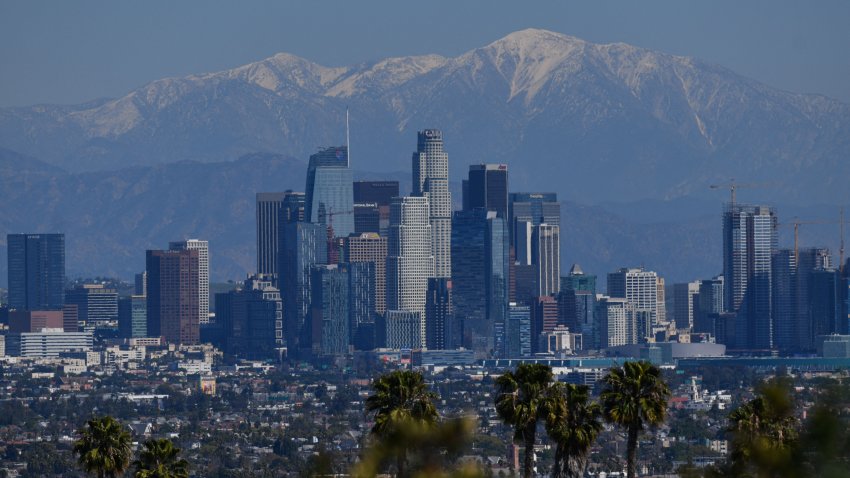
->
[[779, 212, 845, 268], [708, 179, 765, 205]]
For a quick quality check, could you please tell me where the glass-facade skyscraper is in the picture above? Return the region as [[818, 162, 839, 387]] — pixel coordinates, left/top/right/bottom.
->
[[256, 192, 286, 277], [723, 204, 777, 350], [7, 233, 65, 311], [305, 146, 354, 237], [282, 221, 327, 357], [465, 164, 508, 218]]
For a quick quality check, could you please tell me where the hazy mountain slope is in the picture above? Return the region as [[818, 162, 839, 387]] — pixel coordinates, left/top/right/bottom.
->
[[0, 29, 847, 204]]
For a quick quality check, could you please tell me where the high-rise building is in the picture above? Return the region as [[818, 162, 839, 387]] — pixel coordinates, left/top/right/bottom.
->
[[673, 281, 700, 331], [608, 268, 661, 343], [7, 233, 65, 311], [796, 248, 831, 351], [385, 310, 421, 349], [311, 265, 350, 357], [506, 303, 532, 358], [412, 129, 451, 278], [694, 277, 725, 335], [62, 304, 79, 332], [256, 192, 286, 276], [810, 268, 841, 339], [282, 222, 327, 357], [343, 233, 387, 315], [146, 249, 200, 345], [118, 295, 147, 338], [347, 262, 376, 350], [305, 146, 354, 237], [508, 193, 560, 250], [723, 204, 777, 350], [215, 275, 283, 360], [465, 164, 508, 218], [533, 224, 560, 296], [64, 284, 118, 326], [425, 278, 453, 350], [9, 310, 64, 333], [169, 240, 209, 325], [451, 209, 509, 357], [386, 196, 433, 347], [531, 295, 559, 353], [134, 272, 147, 296], [559, 264, 597, 346], [354, 181, 399, 236], [596, 296, 636, 347], [771, 249, 797, 352]]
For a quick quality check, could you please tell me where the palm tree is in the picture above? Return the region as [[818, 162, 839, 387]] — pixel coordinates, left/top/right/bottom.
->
[[364, 369, 439, 477], [545, 383, 603, 478], [600, 360, 671, 478], [132, 438, 189, 478], [494, 363, 554, 478], [73, 415, 133, 478]]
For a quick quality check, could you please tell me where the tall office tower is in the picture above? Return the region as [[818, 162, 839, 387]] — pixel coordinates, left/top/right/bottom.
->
[[310, 265, 350, 357], [7, 233, 65, 310], [533, 224, 560, 296], [693, 277, 725, 335], [347, 261, 376, 350], [386, 196, 433, 347], [673, 281, 700, 331], [723, 204, 777, 350], [425, 278, 453, 350], [64, 284, 118, 326], [412, 129, 452, 278], [62, 304, 79, 332], [281, 190, 306, 223], [118, 295, 147, 338], [596, 296, 636, 347], [282, 222, 327, 357], [608, 267, 660, 343], [146, 249, 200, 345], [531, 295, 558, 353], [513, 263, 539, 306], [305, 146, 354, 237], [656, 277, 667, 325], [506, 303, 532, 358], [344, 233, 387, 315], [354, 181, 399, 235], [451, 209, 509, 357], [169, 240, 209, 325], [465, 164, 508, 218], [134, 272, 147, 296], [810, 268, 841, 338], [385, 310, 421, 349], [559, 264, 597, 337], [771, 249, 797, 352], [796, 248, 831, 351], [214, 275, 283, 360], [256, 192, 286, 276], [508, 192, 560, 250]]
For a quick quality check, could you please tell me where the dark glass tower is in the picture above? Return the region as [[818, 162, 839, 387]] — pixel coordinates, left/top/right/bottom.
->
[[305, 146, 354, 237], [282, 222, 327, 357], [425, 278, 453, 350], [465, 164, 508, 218], [256, 192, 286, 276], [7, 233, 65, 310]]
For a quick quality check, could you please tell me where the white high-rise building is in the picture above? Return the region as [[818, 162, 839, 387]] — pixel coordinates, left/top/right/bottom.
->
[[596, 296, 636, 347], [533, 223, 560, 296], [169, 239, 209, 325], [607, 267, 661, 343], [386, 196, 433, 347], [412, 129, 451, 279]]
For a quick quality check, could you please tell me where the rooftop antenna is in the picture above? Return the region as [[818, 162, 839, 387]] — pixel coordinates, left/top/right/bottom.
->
[[346, 107, 350, 168]]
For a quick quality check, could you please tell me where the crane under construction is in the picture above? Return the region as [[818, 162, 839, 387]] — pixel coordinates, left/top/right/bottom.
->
[[778, 209, 846, 272], [709, 179, 767, 205]]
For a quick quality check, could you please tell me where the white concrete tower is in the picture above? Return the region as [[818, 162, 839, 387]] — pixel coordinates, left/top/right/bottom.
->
[[412, 129, 451, 279]]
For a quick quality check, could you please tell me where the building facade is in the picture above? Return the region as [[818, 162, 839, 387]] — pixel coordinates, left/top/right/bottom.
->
[[305, 146, 354, 237], [169, 239, 209, 325], [256, 192, 286, 277], [146, 249, 200, 345], [7, 233, 65, 311], [412, 129, 451, 278]]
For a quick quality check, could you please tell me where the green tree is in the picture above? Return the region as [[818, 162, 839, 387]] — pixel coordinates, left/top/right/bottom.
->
[[73, 416, 133, 478], [494, 363, 554, 478], [364, 369, 439, 477], [132, 438, 189, 478], [600, 361, 671, 478], [545, 383, 603, 478]]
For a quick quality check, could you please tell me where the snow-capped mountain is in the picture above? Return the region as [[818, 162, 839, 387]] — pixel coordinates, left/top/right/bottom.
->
[[1, 28, 848, 204]]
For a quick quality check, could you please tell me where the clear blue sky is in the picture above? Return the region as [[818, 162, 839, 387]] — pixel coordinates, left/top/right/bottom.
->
[[1, 1, 848, 107]]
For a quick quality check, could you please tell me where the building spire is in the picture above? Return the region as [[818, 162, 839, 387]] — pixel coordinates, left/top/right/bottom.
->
[[345, 107, 350, 168]]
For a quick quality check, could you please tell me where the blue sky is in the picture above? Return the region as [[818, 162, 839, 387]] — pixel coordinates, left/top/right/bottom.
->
[[1, 1, 848, 106]]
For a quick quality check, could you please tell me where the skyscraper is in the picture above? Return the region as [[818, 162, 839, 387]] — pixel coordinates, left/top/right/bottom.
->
[[282, 222, 327, 357], [386, 196, 433, 347], [533, 224, 560, 296], [118, 295, 147, 338], [354, 181, 399, 236], [506, 303, 532, 358], [343, 233, 387, 315], [723, 204, 777, 350], [673, 281, 700, 331], [64, 284, 118, 326], [215, 275, 283, 360], [559, 264, 597, 349], [347, 261, 376, 350], [146, 249, 200, 345], [7, 233, 65, 311], [608, 267, 661, 343], [311, 264, 350, 357], [596, 296, 636, 347], [256, 192, 286, 276], [465, 164, 508, 218], [169, 240, 209, 325], [425, 278, 453, 350], [305, 146, 354, 237], [694, 276, 724, 335], [412, 129, 451, 278], [508, 192, 560, 250]]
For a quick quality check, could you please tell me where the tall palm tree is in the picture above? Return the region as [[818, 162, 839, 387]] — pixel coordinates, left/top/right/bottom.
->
[[494, 363, 554, 478], [73, 415, 133, 478], [600, 360, 671, 478], [364, 369, 438, 477], [545, 383, 603, 478], [132, 438, 189, 478]]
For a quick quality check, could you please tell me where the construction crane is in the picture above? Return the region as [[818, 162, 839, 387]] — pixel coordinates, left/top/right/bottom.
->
[[320, 207, 353, 264], [779, 214, 844, 267], [708, 179, 765, 205]]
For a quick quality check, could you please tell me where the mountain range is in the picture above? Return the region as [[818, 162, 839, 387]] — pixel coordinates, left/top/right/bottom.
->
[[0, 29, 847, 285]]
